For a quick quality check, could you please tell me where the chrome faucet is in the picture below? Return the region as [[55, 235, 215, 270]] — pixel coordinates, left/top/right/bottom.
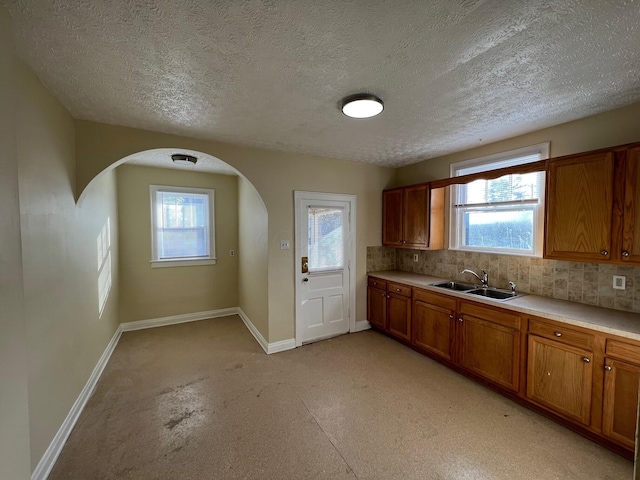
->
[[461, 268, 489, 288]]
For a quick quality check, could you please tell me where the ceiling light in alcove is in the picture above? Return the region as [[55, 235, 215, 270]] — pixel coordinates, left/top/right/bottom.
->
[[341, 94, 384, 119], [171, 153, 198, 165]]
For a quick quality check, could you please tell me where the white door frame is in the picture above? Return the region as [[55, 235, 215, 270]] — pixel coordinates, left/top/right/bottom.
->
[[294, 191, 357, 347]]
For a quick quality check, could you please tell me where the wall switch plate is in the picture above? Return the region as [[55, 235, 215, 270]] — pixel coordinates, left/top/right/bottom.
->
[[413, 253, 419, 262], [230, 250, 235, 257], [280, 240, 291, 250], [613, 275, 626, 290]]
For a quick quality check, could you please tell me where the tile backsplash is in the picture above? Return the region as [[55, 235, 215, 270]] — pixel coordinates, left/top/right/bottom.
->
[[367, 246, 640, 314]]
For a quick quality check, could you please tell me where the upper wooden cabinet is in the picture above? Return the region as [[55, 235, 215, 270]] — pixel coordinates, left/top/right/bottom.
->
[[382, 184, 444, 250], [545, 145, 640, 264]]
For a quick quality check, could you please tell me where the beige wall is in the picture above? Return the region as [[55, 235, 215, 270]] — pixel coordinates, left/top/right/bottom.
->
[[0, 7, 31, 479], [117, 165, 239, 323], [396, 102, 640, 186], [238, 177, 269, 337], [75, 121, 396, 342], [16, 61, 120, 469]]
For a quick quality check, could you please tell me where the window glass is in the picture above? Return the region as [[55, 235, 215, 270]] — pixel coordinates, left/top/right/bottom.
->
[[450, 143, 548, 256], [308, 207, 344, 272], [150, 186, 215, 266]]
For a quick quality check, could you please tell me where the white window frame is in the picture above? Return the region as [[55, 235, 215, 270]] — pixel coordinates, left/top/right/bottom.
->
[[449, 142, 549, 257], [150, 185, 216, 268]]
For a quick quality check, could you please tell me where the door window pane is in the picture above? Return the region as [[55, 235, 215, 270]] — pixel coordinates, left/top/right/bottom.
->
[[308, 207, 343, 272]]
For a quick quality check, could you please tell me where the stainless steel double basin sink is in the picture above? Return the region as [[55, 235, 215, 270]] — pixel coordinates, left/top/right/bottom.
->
[[430, 281, 525, 301]]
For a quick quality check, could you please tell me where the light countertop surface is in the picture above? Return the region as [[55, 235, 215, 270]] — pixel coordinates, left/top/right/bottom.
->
[[369, 270, 640, 342]]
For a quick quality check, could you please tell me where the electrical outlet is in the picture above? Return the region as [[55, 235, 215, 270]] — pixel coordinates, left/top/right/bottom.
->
[[413, 253, 419, 262], [280, 240, 291, 250], [613, 275, 626, 290], [230, 250, 235, 257]]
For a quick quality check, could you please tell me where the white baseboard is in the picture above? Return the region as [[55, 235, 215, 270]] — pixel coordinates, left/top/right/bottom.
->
[[355, 320, 371, 332], [236, 308, 296, 355], [33, 307, 292, 479], [120, 308, 238, 332], [31, 325, 123, 480]]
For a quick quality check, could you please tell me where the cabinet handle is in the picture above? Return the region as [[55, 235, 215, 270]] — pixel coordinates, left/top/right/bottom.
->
[[622, 251, 630, 258], [604, 365, 612, 371], [600, 249, 609, 256], [386, 295, 390, 299], [449, 314, 454, 319], [373, 282, 377, 286], [396, 288, 401, 292], [458, 318, 463, 322], [582, 357, 590, 363], [554, 331, 562, 337]]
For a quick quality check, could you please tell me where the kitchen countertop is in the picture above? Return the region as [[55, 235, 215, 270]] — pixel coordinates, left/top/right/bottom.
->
[[369, 270, 640, 342]]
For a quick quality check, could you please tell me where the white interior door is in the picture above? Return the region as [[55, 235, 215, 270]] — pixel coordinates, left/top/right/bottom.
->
[[295, 192, 356, 346]]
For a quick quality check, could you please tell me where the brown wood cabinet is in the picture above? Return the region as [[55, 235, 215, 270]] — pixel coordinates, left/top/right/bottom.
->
[[546, 145, 640, 264], [458, 302, 521, 392], [367, 279, 387, 330], [602, 338, 640, 449], [367, 277, 411, 341], [382, 184, 444, 250], [526, 334, 594, 425], [412, 289, 456, 361]]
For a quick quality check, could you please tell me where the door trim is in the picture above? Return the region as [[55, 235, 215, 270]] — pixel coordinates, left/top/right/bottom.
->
[[294, 191, 357, 347]]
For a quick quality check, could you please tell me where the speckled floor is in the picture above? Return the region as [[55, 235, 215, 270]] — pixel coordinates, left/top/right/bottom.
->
[[49, 315, 633, 480]]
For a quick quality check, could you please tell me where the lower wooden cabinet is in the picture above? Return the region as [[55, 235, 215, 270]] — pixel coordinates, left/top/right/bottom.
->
[[526, 334, 594, 425], [367, 277, 411, 341], [602, 358, 640, 449], [412, 289, 455, 361], [367, 284, 387, 330], [458, 303, 521, 392]]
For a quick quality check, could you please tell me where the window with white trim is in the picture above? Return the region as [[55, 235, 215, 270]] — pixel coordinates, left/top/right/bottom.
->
[[150, 185, 216, 267], [450, 143, 549, 256]]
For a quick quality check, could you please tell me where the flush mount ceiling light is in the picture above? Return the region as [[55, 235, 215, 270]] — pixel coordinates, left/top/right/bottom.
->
[[341, 93, 384, 119], [171, 153, 198, 166]]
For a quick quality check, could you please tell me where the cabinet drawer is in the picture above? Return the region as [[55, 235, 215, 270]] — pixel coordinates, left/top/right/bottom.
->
[[459, 301, 520, 329], [388, 282, 412, 297], [528, 319, 594, 350], [606, 339, 640, 364], [368, 277, 387, 289], [415, 288, 456, 310]]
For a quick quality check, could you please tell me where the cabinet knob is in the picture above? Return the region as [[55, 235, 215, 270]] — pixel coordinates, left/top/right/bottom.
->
[[604, 365, 612, 371], [387, 295, 390, 299], [600, 249, 609, 256], [449, 314, 454, 319], [373, 282, 377, 286], [582, 357, 590, 363], [458, 318, 463, 322], [396, 288, 401, 292], [381, 293, 385, 297], [622, 251, 630, 257], [554, 331, 562, 337]]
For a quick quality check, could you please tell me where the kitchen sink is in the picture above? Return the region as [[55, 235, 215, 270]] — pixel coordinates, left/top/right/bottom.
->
[[466, 288, 522, 300], [430, 281, 525, 301], [431, 281, 481, 291]]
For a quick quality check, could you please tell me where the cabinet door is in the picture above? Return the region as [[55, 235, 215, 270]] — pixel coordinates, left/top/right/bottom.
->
[[382, 189, 403, 246], [413, 300, 454, 361], [387, 292, 411, 341], [403, 184, 429, 249], [602, 358, 639, 449], [622, 147, 640, 263], [459, 315, 520, 391], [526, 335, 593, 425], [367, 286, 387, 330], [546, 152, 615, 261]]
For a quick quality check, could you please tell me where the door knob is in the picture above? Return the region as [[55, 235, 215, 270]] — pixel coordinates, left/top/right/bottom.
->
[[302, 277, 309, 283]]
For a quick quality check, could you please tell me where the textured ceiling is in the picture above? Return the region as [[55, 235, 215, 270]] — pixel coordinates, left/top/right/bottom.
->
[[4, 0, 640, 168], [124, 149, 238, 176]]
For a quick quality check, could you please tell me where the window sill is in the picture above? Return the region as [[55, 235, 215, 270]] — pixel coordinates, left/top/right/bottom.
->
[[151, 258, 217, 268]]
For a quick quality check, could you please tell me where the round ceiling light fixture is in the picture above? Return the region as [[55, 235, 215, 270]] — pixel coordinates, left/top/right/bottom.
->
[[171, 153, 198, 166], [341, 93, 384, 119]]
